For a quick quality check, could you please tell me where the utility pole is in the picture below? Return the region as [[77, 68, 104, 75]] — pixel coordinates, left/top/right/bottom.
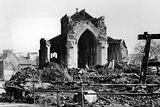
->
[[138, 32, 160, 84]]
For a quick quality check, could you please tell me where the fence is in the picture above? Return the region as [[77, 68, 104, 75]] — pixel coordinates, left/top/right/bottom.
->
[[33, 79, 160, 107]]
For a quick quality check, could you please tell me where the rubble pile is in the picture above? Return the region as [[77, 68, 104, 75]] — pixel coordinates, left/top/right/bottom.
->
[[3, 67, 41, 102], [3, 62, 160, 106], [41, 62, 73, 82], [4, 67, 40, 89]]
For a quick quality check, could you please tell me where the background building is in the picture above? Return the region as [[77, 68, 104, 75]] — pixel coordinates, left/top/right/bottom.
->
[[0, 50, 39, 80], [108, 37, 128, 63]]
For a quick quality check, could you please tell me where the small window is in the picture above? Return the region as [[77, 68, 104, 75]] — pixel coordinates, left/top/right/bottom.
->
[[51, 52, 57, 59]]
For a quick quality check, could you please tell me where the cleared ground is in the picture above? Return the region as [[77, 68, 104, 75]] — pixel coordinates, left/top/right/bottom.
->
[[0, 103, 40, 107]]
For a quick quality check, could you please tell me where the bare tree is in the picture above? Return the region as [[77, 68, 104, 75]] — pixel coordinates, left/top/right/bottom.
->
[[133, 40, 160, 64]]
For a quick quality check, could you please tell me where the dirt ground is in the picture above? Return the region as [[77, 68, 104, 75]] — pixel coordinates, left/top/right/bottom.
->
[[0, 103, 40, 107]]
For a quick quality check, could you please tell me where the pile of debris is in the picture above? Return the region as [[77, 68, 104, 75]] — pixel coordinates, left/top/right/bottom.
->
[[3, 67, 41, 102], [41, 62, 73, 82], [35, 62, 160, 106], [3, 62, 160, 106]]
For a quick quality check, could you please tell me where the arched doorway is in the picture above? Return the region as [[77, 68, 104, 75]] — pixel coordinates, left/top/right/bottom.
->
[[78, 30, 97, 68]]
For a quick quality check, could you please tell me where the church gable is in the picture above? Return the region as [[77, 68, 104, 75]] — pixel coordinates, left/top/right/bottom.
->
[[71, 9, 94, 21]]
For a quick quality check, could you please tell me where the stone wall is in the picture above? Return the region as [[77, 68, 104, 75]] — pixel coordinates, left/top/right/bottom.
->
[[108, 37, 128, 62]]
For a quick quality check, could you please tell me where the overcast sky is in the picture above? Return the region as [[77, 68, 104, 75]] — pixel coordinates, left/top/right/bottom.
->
[[0, 0, 160, 54]]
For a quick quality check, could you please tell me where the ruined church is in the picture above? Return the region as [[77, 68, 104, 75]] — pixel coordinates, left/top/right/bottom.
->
[[39, 9, 128, 68]]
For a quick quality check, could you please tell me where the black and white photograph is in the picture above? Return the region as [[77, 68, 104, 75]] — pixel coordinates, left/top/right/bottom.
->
[[0, 0, 160, 106]]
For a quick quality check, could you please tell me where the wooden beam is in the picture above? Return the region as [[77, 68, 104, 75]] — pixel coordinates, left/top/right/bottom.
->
[[86, 92, 160, 96], [140, 32, 151, 84], [34, 90, 160, 96], [148, 61, 160, 66], [138, 32, 160, 40], [83, 83, 160, 86], [138, 32, 160, 84]]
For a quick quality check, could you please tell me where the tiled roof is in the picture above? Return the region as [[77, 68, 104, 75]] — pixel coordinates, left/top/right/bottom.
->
[[0, 51, 19, 70], [0, 51, 39, 70]]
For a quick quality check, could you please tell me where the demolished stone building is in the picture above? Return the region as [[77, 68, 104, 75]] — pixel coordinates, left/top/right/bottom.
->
[[39, 9, 128, 68], [108, 37, 128, 62], [0, 50, 39, 80]]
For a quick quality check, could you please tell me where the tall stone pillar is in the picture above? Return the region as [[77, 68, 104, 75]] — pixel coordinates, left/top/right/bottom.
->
[[46, 41, 51, 62], [0, 61, 4, 80], [97, 40, 108, 65], [101, 41, 108, 65], [97, 42, 102, 65], [66, 40, 77, 68], [39, 38, 47, 68], [39, 39, 51, 68]]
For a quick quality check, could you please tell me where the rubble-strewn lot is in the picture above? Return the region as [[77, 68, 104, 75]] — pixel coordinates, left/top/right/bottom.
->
[[3, 62, 160, 107], [0, 103, 39, 107]]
